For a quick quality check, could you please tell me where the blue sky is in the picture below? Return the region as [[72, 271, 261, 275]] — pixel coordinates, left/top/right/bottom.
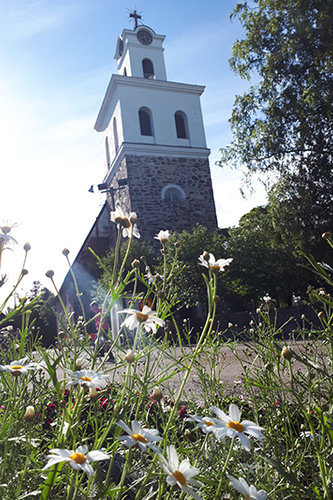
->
[[0, 0, 267, 301]]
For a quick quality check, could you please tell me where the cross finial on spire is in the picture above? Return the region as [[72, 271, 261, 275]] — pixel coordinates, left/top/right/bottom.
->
[[129, 9, 142, 29]]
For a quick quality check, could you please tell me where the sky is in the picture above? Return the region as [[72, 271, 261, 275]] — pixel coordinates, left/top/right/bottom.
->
[[0, 0, 267, 303]]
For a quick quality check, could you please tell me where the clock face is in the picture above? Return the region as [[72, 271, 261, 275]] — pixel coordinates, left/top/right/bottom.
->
[[137, 29, 153, 45]]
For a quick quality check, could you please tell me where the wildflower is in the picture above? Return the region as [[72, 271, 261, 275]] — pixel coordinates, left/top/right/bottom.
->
[[159, 445, 203, 500], [155, 230, 170, 244], [198, 252, 232, 273], [211, 404, 264, 451], [0, 358, 40, 376], [227, 475, 267, 500], [0, 224, 17, 246], [43, 444, 110, 476], [110, 206, 140, 238], [187, 414, 224, 435], [67, 369, 108, 389], [116, 419, 162, 451], [281, 346, 293, 361], [118, 305, 165, 333], [178, 405, 188, 419], [23, 242, 31, 252], [152, 387, 163, 402], [300, 431, 321, 441], [24, 406, 35, 422], [125, 350, 135, 363]]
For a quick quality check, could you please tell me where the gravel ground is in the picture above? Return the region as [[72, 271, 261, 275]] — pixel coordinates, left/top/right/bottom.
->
[[98, 341, 312, 402]]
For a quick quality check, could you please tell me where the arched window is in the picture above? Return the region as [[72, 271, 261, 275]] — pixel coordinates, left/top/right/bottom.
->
[[113, 117, 119, 154], [161, 184, 185, 205], [139, 107, 153, 136], [142, 58, 154, 79], [105, 137, 110, 166], [174, 111, 188, 139]]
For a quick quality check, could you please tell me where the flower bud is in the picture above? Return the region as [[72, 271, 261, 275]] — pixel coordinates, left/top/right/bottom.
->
[[130, 212, 137, 224], [21, 269, 29, 276], [152, 387, 163, 402], [89, 387, 99, 400], [318, 311, 324, 319], [23, 242, 31, 252], [45, 270, 54, 279], [202, 251, 210, 262], [281, 346, 293, 361], [264, 362, 273, 371], [228, 322, 233, 328], [62, 248, 70, 257], [322, 232, 331, 239], [24, 405, 35, 423], [125, 350, 135, 363], [131, 259, 140, 269], [75, 358, 83, 371]]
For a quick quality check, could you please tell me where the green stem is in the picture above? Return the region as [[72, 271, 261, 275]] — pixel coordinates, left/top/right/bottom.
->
[[215, 437, 235, 498]]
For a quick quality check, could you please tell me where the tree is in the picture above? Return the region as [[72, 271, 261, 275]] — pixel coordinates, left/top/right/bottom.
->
[[225, 205, 312, 308], [162, 225, 229, 309], [219, 1, 332, 248], [221, 0, 333, 172]]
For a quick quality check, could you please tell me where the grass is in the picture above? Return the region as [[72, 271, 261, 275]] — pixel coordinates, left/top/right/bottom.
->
[[0, 223, 332, 499]]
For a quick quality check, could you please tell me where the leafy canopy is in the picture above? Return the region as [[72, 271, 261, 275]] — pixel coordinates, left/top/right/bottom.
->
[[220, 0, 333, 178]]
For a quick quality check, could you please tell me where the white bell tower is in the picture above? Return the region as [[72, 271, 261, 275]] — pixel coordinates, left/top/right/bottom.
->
[[94, 13, 217, 240]]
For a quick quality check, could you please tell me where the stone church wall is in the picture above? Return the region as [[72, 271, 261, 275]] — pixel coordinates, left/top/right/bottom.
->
[[109, 154, 217, 240]]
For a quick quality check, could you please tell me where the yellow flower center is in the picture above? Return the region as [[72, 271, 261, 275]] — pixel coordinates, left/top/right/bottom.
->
[[173, 470, 187, 486], [227, 420, 245, 433], [204, 420, 216, 427], [135, 312, 149, 323], [80, 376, 92, 382], [244, 495, 250, 500], [10, 365, 24, 370], [132, 433, 147, 443], [121, 217, 131, 229], [69, 452, 87, 464], [209, 264, 220, 273]]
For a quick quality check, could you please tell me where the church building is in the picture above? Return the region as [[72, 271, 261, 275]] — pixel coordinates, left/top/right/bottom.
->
[[58, 14, 217, 319]]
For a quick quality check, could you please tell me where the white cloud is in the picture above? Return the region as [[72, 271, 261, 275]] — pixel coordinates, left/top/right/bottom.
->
[[1, 0, 85, 40]]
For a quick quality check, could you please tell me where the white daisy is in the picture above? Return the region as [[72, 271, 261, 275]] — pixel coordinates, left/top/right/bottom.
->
[[198, 252, 232, 273], [116, 420, 162, 451], [0, 224, 17, 247], [67, 369, 108, 389], [211, 404, 264, 451], [43, 444, 110, 476], [227, 475, 267, 500], [0, 358, 40, 376], [187, 415, 225, 435], [159, 445, 203, 500], [118, 305, 165, 333], [110, 206, 140, 239], [155, 230, 170, 244], [300, 430, 321, 441]]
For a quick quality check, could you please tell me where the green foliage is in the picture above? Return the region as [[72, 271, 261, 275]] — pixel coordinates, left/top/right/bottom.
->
[[226, 205, 312, 308], [222, 0, 333, 175], [162, 225, 229, 308], [0, 220, 333, 498], [220, 0, 333, 257]]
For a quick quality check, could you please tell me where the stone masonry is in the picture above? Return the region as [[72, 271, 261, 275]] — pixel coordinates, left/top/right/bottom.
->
[[108, 154, 217, 241]]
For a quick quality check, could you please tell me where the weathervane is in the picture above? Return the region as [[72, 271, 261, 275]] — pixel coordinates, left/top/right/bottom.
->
[[129, 9, 142, 29]]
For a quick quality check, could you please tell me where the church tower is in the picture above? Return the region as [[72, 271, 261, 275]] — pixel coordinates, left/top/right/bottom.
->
[[94, 15, 217, 240]]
